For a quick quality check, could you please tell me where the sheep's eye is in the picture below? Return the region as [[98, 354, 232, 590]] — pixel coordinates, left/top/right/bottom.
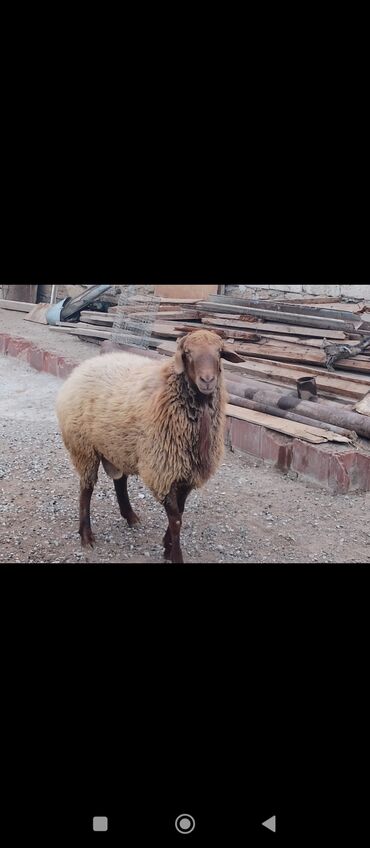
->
[[184, 350, 191, 358]]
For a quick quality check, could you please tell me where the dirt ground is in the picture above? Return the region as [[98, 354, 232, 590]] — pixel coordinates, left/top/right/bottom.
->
[[1, 354, 370, 564]]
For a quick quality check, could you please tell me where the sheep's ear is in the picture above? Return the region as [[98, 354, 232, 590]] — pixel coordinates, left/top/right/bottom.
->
[[174, 335, 187, 374], [220, 345, 245, 363]]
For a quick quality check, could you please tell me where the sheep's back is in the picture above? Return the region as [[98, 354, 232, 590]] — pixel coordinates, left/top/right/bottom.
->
[[56, 352, 164, 475]]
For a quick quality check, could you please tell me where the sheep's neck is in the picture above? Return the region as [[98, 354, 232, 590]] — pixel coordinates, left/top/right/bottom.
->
[[179, 373, 223, 477], [198, 403, 212, 474], [179, 373, 220, 419]]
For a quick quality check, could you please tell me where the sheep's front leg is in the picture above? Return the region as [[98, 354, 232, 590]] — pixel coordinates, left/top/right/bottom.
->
[[79, 484, 95, 548], [114, 475, 140, 527], [164, 484, 190, 563]]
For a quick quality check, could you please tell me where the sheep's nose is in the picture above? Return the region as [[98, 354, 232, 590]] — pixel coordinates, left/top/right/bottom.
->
[[200, 375, 216, 387]]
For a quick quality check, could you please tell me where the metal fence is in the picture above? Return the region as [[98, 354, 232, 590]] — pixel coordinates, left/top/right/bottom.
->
[[111, 286, 161, 349]]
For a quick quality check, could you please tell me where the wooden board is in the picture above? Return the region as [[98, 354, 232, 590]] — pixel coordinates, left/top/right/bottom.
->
[[237, 356, 370, 383], [155, 284, 219, 299], [231, 342, 370, 374], [51, 325, 112, 340], [79, 311, 200, 327], [0, 299, 34, 312], [77, 320, 184, 341], [354, 393, 370, 416], [197, 302, 357, 331], [174, 324, 262, 342], [156, 340, 370, 385], [226, 404, 350, 444], [202, 317, 349, 340], [260, 336, 362, 349], [208, 295, 361, 322], [0, 285, 38, 303], [51, 324, 166, 349], [222, 359, 370, 400], [320, 301, 365, 313]]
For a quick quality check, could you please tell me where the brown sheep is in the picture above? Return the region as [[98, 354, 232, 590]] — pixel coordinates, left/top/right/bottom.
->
[[56, 330, 243, 563]]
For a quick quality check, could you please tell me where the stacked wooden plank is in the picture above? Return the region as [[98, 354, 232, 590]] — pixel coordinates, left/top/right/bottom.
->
[[48, 291, 370, 442]]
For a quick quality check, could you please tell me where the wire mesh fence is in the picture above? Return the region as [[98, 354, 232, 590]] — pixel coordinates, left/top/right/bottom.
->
[[111, 285, 161, 350]]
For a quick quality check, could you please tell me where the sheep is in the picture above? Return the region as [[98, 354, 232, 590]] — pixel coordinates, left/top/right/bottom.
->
[[56, 329, 243, 563]]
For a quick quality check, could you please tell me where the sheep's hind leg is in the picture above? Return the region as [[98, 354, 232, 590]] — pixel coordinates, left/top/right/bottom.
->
[[79, 484, 95, 548], [114, 475, 140, 527], [163, 526, 173, 561], [163, 484, 190, 563]]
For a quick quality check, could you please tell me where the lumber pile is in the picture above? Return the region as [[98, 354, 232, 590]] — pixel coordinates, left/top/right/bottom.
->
[[47, 291, 370, 441]]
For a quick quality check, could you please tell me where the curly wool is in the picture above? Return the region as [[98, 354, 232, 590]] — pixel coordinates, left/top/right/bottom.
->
[[56, 349, 227, 503]]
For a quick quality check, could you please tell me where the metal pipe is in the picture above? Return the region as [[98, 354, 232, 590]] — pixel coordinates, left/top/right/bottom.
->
[[47, 284, 114, 325], [60, 284, 113, 320]]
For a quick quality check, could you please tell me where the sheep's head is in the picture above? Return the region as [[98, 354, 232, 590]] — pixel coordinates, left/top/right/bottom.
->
[[174, 330, 244, 396]]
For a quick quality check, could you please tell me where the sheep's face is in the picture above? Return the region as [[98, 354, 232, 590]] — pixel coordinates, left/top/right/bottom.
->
[[174, 330, 243, 396]]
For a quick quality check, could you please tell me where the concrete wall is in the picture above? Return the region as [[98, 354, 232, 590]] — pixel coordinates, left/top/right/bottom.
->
[[14, 282, 370, 304], [225, 283, 370, 299], [37, 283, 156, 303]]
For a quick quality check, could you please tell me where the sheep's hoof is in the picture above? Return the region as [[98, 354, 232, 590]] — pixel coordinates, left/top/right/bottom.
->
[[171, 552, 184, 564], [163, 533, 172, 560], [80, 528, 95, 548], [127, 511, 140, 527]]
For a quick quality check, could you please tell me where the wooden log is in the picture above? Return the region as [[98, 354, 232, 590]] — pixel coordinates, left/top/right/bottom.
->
[[249, 388, 353, 412], [226, 404, 350, 444], [225, 379, 354, 412], [275, 396, 370, 439], [227, 395, 354, 437], [225, 374, 355, 414]]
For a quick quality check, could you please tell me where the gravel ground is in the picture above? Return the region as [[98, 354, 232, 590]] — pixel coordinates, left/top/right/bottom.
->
[[1, 355, 370, 565], [0, 308, 94, 362]]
